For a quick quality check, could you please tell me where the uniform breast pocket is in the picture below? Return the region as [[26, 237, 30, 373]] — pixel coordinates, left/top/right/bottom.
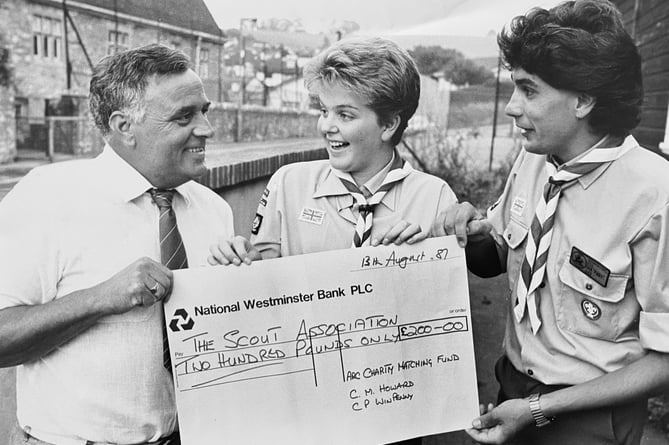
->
[[556, 261, 631, 340], [502, 218, 529, 281]]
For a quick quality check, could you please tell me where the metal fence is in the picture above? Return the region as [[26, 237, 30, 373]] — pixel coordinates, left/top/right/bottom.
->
[[16, 115, 101, 159]]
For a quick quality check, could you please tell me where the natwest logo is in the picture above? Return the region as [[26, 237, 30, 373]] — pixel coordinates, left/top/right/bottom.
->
[[169, 308, 194, 332]]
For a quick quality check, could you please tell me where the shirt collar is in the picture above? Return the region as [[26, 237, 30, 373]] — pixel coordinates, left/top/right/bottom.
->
[[313, 153, 412, 212], [548, 135, 637, 189], [362, 152, 396, 195], [94, 144, 191, 205]]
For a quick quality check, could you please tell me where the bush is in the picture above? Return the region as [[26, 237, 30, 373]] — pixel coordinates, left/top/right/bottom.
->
[[409, 130, 518, 210], [649, 394, 669, 439]]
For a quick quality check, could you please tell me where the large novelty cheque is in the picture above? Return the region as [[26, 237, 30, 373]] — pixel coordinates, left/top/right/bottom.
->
[[165, 235, 479, 444]]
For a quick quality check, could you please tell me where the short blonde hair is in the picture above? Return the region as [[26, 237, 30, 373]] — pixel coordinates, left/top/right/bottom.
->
[[304, 37, 420, 146]]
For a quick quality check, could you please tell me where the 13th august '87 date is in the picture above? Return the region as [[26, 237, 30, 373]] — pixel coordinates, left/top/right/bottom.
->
[[358, 246, 451, 270]]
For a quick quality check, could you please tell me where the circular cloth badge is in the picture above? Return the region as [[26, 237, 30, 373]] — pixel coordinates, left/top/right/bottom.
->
[[581, 299, 602, 320]]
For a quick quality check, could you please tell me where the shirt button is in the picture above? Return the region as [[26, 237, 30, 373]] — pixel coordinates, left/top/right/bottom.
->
[[539, 282, 546, 288], [527, 369, 534, 376], [585, 283, 593, 290], [507, 233, 512, 240]]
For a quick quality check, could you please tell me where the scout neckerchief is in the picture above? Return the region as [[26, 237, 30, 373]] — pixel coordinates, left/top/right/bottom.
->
[[333, 154, 409, 247], [515, 135, 633, 334]]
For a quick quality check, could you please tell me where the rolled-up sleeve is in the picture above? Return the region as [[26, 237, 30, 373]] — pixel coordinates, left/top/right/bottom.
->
[[631, 202, 669, 353], [0, 171, 59, 310], [250, 169, 284, 258]]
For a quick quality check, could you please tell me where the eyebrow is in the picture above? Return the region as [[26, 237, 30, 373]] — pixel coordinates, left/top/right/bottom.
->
[[173, 101, 210, 115], [320, 102, 359, 111], [513, 77, 539, 89]]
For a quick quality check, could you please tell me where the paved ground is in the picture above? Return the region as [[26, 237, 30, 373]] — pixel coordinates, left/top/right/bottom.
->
[[0, 138, 667, 444]]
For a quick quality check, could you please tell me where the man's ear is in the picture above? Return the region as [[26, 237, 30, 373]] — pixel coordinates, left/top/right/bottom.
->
[[108, 111, 136, 147], [575, 93, 596, 120], [381, 114, 401, 143]]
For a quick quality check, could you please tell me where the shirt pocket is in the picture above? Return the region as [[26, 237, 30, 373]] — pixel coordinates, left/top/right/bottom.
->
[[556, 261, 629, 340], [502, 218, 529, 280], [503, 218, 529, 249]]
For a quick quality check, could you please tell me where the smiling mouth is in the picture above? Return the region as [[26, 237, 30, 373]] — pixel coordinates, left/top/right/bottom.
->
[[516, 127, 533, 137], [328, 140, 349, 150], [185, 147, 205, 154]]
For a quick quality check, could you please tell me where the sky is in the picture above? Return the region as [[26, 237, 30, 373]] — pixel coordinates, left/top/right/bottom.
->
[[203, 0, 563, 37]]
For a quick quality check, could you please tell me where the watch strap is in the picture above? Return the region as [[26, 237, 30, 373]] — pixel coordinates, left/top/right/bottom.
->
[[528, 393, 554, 427]]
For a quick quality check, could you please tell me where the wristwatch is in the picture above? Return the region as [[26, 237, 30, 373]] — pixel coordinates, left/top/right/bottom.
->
[[528, 393, 555, 427]]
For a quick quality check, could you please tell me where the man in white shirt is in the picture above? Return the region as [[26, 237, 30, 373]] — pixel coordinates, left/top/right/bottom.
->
[[0, 44, 234, 445]]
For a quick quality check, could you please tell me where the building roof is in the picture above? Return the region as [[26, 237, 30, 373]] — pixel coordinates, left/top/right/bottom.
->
[[70, 0, 221, 37]]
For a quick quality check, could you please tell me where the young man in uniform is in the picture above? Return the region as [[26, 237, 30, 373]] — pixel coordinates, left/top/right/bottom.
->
[[432, 1, 669, 444]]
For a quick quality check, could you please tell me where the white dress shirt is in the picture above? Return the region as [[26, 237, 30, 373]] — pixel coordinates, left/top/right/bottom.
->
[[0, 146, 234, 444]]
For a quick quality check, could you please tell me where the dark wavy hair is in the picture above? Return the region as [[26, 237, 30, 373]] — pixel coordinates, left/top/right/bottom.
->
[[89, 44, 190, 135], [498, 0, 642, 137]]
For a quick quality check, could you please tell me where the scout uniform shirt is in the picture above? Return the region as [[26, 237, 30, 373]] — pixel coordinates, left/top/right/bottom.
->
[[251, 157, 457, 257], [488, 135, 669, 386]]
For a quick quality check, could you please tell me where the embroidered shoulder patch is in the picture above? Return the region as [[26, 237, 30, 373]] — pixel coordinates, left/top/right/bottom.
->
[[258, 188, 270, 207], [251, 213, 263, 235]]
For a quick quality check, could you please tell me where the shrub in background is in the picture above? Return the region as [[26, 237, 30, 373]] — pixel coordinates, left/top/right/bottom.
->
[[410, 130, 518, 211]]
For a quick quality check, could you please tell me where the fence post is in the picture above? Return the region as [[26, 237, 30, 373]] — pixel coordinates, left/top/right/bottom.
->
[[235, 106, 243, 142], [47, 117, 54, 162]]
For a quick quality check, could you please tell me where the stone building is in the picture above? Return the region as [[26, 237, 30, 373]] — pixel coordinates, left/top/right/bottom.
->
[[0, 0, 224, 162]]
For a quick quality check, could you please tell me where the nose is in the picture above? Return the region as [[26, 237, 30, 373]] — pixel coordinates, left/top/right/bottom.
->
[[193, 113, 214, 139], [318, 113, 337, 135], [505, 89, 522, 119]]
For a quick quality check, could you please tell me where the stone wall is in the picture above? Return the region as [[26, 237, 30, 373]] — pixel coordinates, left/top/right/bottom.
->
[[0, 85, 16, 163], [0, 0, 223, 115], [44, 103, 318, 157], [207, 103, 319, 144]]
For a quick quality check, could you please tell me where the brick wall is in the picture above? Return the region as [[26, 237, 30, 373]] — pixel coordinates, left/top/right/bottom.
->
[[612, 0, 669, 150]]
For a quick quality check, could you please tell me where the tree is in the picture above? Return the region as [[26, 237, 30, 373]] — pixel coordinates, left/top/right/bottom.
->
[[409, 45, 493, 86], [0, 35, 11, 87]]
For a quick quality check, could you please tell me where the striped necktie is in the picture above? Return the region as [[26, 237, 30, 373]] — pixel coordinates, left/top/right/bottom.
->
[[150, 188, 189, 371], [515, 139, 632, 334], [334, 157, 409, 248]]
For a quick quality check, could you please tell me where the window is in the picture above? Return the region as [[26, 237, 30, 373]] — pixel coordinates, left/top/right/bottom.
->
[[107, 30, 129, 55], [199, 48, 210, 79], [32, 15, 62, 59]]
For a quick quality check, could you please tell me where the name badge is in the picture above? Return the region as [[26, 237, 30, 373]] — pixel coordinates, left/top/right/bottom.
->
[[299, 207, 325, 225], [569, 246, 610, 287], [510, 196, 526, 217]]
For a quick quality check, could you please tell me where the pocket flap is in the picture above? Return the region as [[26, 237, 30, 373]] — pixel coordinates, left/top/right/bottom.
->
[[502, 218, 528, 249], [559, 263, 628, 303]]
